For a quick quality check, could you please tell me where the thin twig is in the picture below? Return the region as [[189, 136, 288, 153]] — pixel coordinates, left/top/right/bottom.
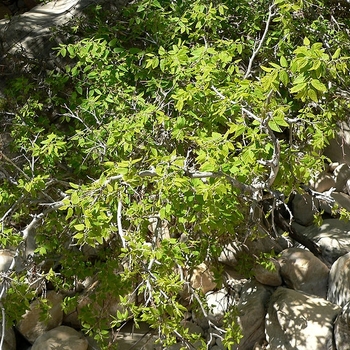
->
[[244, 3, 276, 79], [117, 201, 126, 249]]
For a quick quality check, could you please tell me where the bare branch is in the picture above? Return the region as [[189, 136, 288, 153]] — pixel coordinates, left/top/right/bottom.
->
[[22, 202, 64, 257], [244, 3, 276, 79], [117, 201, 126, 249], [0, 151, 55, 203]]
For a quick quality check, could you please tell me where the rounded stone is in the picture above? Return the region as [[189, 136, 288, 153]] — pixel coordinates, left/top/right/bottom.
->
[[31, 326, 88, 350]]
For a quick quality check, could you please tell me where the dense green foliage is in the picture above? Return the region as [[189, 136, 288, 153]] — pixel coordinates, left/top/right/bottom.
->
[[1, 0, 350, 348]]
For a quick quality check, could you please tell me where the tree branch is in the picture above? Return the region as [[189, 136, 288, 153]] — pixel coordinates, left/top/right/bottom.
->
[[211, 86, 281, 189], [244, 3, 276, 79], [117, 201, 126, 249]]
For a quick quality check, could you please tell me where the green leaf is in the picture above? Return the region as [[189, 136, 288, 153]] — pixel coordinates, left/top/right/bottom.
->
[[279, 70, 289, 86], [310, 79, 327, 92], [303, 37, 310, 46], [74, 224, 85, 231], [71, 192, 80, 205], [261, 66, 273, 73], [280, 56, 288, 68], [73, 232, 84, 239], [308, 88, 318, 102], [332, 48, 341, 59], [268, 120, 282, 132], [290, 82, 307, 93], [66, 207, 74, 220]]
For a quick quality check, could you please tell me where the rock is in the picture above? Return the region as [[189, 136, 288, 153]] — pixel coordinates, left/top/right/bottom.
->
[[253, 259, 282, 287], [278, 248, 329, 298], [237, 281, 274, 350], [112, 322, 161, 350], [166, 340, 203, 350], [290, 193, 319, 226], [206, 288, 236, 326], [218, 243, 242, 267], [292, 219, 350, 265], [311, 172, 336, 193], [245, 235, 283, 256], [31, 326, 88, 350], [327, 252, 350, 307], [17, 291, 63, 343], [181, 320, 204, 337], [206, 326, 225, 348], [266, 288, 341, 350], [1, 327, 16, 350], [189, 263, 217, 294], [331, 192, 350, 211], [324, 120, 350, 165], [0, 249, 15, 272], [63, 277, 133, 328], [333, 163, 350, 192], [334, 301, 350, 350], [0, 0, 99, 59], [211, 346, 225, 350]]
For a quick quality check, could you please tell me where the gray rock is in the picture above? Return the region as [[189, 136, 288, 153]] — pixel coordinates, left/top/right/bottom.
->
[[290, 193, 319, 226], [292, 219, 350, 265], [327, 252, 350, 307], [253, 259, 282, 287], [17, 291, 63, 343], [31, 326, 88, 350], [278, 248, 329, 298], [266, 288, 340, 350], [218, 243, 242, 267], [324, 120, 350, 165], [236, 281, 274, 350], [0, 0, 98, 59], [206, 288, 236, 326], [334, 301, 350, 350], [0, 250, 15, 272], [1, 327, 16, 350], [332, 192, 350, 211], [311, 172, 336, 193], [333, 163, 350, 192]]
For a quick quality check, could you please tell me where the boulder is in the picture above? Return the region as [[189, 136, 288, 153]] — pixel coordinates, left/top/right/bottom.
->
[[253, 259, 282, 287], [218, 243, 242, 267], [218, 236, 283, 269], [112, 322, 161, 350], [333, 163, 350, 193], [236, 281, 274, 350], [0, 0, 98, 59], [206, 288, 236, 326], [331, 192, 350, 212], [292, 219, 350, 265], [189, 263, 217, 294], [266, 288, 341, 350], [324, 121, 350, 165], [310, 172, 336, 193], [278, 248, 329, 298], [334, 301, 350, 350], [31, 326, 88, 350], [1, 327, 16, 350], [17, 291, 63, 343], [290, 193, 319, 226], [327, 252, 350, 307], [0, 249, 15, 272]]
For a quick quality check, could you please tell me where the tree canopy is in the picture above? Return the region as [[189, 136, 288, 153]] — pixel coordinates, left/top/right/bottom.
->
[[0, 0, 350, 348]]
